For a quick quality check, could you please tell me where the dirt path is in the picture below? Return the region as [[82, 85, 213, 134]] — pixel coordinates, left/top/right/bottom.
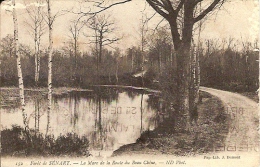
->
[[200, 87, 259, 152]]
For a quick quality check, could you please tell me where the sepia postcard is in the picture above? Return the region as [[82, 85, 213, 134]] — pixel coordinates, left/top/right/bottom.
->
[[0, 0, 259, 166]]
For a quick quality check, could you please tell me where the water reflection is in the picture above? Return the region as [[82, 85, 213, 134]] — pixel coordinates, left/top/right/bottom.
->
[[1, 87, 161, 157]]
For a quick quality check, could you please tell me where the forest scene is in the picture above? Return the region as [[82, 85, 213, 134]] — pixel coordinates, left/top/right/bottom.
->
[[0, 0, 259, 165]]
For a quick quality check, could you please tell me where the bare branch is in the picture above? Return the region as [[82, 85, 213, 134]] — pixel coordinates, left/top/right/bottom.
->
[[146, 0, 169, 20], [194, 0, 225, 22], [103, 38, 120, 46], [86, 0, 131, 15], [152, 18, 166, 35]]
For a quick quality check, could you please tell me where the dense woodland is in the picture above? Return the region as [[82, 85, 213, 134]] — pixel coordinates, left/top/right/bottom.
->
[[1, 32, 258, 92]]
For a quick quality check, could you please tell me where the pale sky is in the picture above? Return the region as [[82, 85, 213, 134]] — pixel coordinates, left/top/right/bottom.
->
[[0, 0, 259, 52]]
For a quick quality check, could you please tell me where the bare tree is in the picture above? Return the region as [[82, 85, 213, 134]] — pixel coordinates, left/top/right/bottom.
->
[[113, 47, 121, 83], [24, 0, 46, 86], [86, 14, 119, 76], [44, 0, 65, 135], [148, 27, 172, 74], [139, 7, 151, 88], [139, 9, 150, 65], [68, 18, 84, 82]]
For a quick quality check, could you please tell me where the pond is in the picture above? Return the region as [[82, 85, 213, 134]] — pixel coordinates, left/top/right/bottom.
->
[[1, 87, 164, 157]]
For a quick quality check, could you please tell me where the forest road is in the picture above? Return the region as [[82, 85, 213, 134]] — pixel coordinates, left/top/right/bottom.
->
[[200, 87, 259, 152]]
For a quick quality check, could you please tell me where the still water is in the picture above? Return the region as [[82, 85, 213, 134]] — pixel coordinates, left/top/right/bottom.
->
[[1, 87, 162, 157]]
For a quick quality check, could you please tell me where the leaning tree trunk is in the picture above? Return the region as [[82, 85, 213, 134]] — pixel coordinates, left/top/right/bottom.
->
[[46, 0, 53, 136], [12, 0, 30, 132]]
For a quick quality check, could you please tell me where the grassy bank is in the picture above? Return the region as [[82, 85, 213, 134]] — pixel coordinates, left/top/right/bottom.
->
[[112, 92, 230, 156], [1, 125, 90, 157]]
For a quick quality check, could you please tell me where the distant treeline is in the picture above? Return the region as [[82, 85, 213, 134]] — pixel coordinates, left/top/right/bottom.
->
[[200, 47, 258, 92], [0, 49, 136, 87], [144, 39, 259, 92], [0, 33, 258, 92]]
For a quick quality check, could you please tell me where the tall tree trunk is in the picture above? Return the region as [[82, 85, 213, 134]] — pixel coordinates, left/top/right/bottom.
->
[[99, 33, 103, 64], [175, 47, 191, 131], [196, 1, 202, 103], [196, 44, 201, 102], [74, 38, 77, 83], [46, 0, 53, 136], [34, 37, 39, 85], [97, 34, 102, 84], [169, 33, 192, 131], [36, 5, 43, 86], [169, 2, 195, 132], [189, 44, 198, 124], [12, 0, 30, 132], [36, 41, 40, 85]]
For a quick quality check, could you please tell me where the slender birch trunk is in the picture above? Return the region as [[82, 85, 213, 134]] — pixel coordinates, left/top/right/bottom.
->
[[196, 2, 202, 103], [12, 0, 30, 132], [36, 39, 41, 84], [33, 12, 38, 84], [34, 35, 39, 85], [25, 1, 44, 86], [46, 0, 53, 136], [196, 45, 200, 100], [36, 4, 42, 85], [189, 44, 197, 117], [35, 5, 43, 85]]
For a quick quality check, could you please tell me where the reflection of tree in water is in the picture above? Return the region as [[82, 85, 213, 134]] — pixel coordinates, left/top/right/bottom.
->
[[90, 91, 104, 150], [34, 97, 40, 135], [2, 87, 162, 155], [46, 102, 50, 136], [27, 93, 47, 136], [125, 89, 140, 100], [146, 94, 167, 128], [90, 93, 117, 152], [69, 93, 79, 127], [93, 87, 119, 104], [60, 87, 120, 105]]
